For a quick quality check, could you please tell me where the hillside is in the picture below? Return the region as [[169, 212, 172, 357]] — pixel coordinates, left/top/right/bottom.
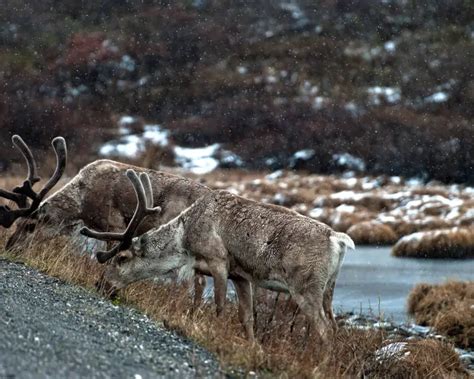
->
[[1, 0, 473, 182]]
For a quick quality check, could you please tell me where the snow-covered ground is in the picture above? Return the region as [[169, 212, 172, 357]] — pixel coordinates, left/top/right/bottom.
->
[[100, 117, 169, 158], [173, 144, 220, 175], [99, 116, 243, 174]]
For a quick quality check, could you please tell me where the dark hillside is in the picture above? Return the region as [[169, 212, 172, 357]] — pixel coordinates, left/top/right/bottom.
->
[[1, 0, 472, 182]]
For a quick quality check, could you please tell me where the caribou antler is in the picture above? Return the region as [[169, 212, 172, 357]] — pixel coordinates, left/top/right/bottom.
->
[[139, 172, 153, 208], [0, 136, 67, 228], [80, 170, 161, 263], [0, 135, 41, 208]]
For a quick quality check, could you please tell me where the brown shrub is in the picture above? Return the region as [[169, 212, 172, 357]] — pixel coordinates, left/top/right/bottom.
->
[[390, 222, 423, 240], [347, 221, 398, 245], [392, 227, 474, 259], [388, 218, 454, 241], [407, 281, 474, 349], [62, 32, 121, 67]]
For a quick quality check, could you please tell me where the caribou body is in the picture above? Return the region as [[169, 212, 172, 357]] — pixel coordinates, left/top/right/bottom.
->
[[82, 170, 355, 341]]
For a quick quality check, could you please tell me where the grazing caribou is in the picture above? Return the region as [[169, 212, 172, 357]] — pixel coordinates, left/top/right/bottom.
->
[[82, 169, 355, 341], [0, 135, 211, 300]]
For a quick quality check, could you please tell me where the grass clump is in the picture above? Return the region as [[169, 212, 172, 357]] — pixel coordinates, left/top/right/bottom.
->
[[408, 281, 474, 349], [392, 227, 474, 259], [347, 221, 398, 245]]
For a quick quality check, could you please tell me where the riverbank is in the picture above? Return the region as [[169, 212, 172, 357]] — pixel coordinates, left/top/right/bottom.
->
[[1, 232, 471, 377]]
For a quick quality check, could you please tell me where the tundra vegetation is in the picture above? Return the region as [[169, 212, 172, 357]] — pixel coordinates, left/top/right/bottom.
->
[[0, 160, 471, 375], [392, 227, 474, 259], [0, 229, 468, 378], [408, 281, 474, 349], [0, 1, 472, 375]]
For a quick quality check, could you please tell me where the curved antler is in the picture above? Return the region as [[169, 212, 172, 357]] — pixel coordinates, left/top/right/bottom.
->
[[0, 136, 67, 228], [13, 134, 41, 186], [80, 170, 161, 264], [139, 172, 153, 208], [0, 135, 41, 208], [36, 137, 67, 201]]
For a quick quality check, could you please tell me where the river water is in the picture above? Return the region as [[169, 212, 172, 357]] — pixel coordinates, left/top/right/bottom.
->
[[203, 246, 473, 322], [333, 246, 474, 322]]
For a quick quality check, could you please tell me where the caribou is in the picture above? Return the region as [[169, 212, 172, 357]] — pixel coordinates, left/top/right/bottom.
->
[[82, 169, 355, 342], [0, 135, 211, 300]]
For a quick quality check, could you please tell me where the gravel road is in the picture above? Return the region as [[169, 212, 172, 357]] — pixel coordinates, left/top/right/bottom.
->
[[0, 258, 221, 379]]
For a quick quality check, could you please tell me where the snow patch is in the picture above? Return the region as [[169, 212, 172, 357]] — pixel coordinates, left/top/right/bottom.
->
[[119, 116, 138, 126], [333, 153, 366, 172], [100, 135, 143, 158], [335, 204, 356, 213], [100, 123, 169, 158], [143, 124, 169, 147], [174, 144, 220, 175], [289, 149, 315, 168], [309, 207, 325, 219], [384, 41, 396, 53], [119, 55, 136, 72], [237, 66, 248, 75], [343, 177, 358, 188], [425, 91, 449, 103], [367, 86, 401, 105], [266, 170, 284, 181], [375, 342, 409, 362]]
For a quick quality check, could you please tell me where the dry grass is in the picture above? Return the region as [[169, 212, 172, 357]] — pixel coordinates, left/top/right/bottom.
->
[[392, 227, 474, 259], [365, 339, 467, 378], [0, 229, 469, 377], [408, 281, 474, 349], [347, 221, 398, 245]]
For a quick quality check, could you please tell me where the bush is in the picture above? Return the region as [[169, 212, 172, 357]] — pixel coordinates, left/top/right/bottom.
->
[[392, 227, 474, 259], [407, 281, 474, 348], [347, 221, 398, 245]]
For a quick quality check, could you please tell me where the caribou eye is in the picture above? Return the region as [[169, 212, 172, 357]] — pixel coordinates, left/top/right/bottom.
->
[[25, 223, 36, 233], [116, 253, 130, 265]]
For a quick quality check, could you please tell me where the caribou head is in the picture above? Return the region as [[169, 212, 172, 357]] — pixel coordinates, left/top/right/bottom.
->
[[1, 135, 67, 249]]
